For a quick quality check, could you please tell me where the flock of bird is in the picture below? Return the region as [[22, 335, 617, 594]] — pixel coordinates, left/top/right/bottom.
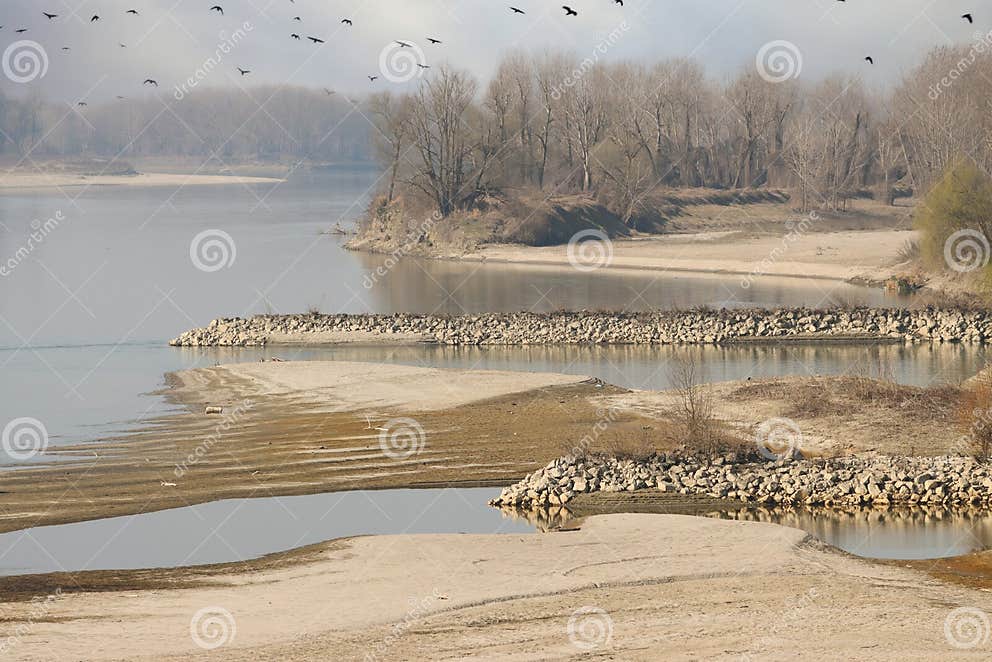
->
[[2, 3, 461, 105], [0, 3, 983, 106]]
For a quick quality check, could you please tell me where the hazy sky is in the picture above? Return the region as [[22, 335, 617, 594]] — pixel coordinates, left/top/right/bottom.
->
[[0, 0, 983, 102]]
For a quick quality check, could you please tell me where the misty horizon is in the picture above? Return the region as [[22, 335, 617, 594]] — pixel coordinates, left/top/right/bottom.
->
[[0, 0, 986, 103]]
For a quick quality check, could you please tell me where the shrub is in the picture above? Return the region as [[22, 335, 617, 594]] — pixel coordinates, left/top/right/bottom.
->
[[957, 371, 992, 460], [915, 159, 992, 282]]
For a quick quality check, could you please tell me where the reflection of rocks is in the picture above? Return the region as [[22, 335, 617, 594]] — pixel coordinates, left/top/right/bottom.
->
[[497, 500, 992, 556], [490, 453, 992, 511], [170, 308, 992, 346], [493, 504, 575, 532]]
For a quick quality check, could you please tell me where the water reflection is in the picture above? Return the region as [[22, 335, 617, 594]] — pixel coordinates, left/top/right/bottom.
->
[[355, 253, 913, 314], [496, 503, 992, 560], [6, 341, 984, 454], [175, 341, 990, 390]]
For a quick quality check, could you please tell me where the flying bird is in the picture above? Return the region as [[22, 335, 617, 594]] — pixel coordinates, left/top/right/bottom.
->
[[291, 33, 300, 39], [237, 67, 251, 76], [116, 95, 126, 99], [307, 36, 324, 43], [143, 79, 159, 86], [396, 41, 412, 47], [563, 5, 578, 16], [963, 13, 974, 24], [210, 6, 224, 15], [43, 12, 58, 20], [90, 14, 100, 21], [15, 29, 27, 33], [510, 7, 525, 14], [427, 38, 442, 44], [417, 64, 431, 69], [323, 88, 335, 95], [615, 0, 623, 5], [341, 19, 352, 25], [77, 102, 87, 107], [368, 75, 378, 82], [293, 16, 301, 21], [126, 9, 139, 15], [864, 56, 874, 64], [62, 47, 70, 51]]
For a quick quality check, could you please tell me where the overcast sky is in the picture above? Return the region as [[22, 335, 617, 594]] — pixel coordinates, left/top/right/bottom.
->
[[0, 0, 983, 102]]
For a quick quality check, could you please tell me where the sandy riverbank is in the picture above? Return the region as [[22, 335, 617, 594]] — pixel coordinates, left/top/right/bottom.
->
[[456, 229, 916, 284], [169, 360, 586, 412], [1, 513, 987, 660], [0, 171, 284, 190], [0, 361, 966, 534]]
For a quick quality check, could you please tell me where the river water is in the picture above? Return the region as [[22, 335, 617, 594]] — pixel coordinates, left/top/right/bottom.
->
[[0, 169, 983, 565], [0, 170, 936, 453]]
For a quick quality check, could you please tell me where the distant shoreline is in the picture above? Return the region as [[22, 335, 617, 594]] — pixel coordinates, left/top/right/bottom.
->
[[0, 171, 285, 191]]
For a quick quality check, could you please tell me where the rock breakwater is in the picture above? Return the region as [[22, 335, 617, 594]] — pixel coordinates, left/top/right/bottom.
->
[[170, 308, 992, 346], [489, 453, 992, 510]]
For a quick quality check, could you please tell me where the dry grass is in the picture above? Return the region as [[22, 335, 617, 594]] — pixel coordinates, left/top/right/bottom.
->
[[729, 376, 959, 422], [956, 372, 992, 459]]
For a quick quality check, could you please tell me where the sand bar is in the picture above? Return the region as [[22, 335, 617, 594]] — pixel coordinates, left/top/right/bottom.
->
[[1, 513, 986, 660], [0, 171, 284, 190]]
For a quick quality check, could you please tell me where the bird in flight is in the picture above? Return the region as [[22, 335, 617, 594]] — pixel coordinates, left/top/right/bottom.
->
[[90, 14, 100, 21], [62, 47, 70, 52], [15, 29, 28, 34], [126, 9, 139, 15], [119, 43, 127, 48], [563, 5, 578, 16], [307, 36, 324, 43], [615, 0, 623, 5], [237, 67, 251, 76], [368, 75, 378, 82], [77, 102, 87, 107], [427, 38, 442, 44], [143, 79, 159, 86], [116, 95, 126, 99], [42, 12, 58, 20], [963, 13, 974, 24], [291, 33, 300, 39], [396, 41, 412, 47], [293, 16, 301, 21], [417, 64, 431, 69], [510, 7, 525, 14], [210, 6, 224, 15], [323, 88, 335, 95], [864, 56, 874, 64], [341, 19, 352, 25]]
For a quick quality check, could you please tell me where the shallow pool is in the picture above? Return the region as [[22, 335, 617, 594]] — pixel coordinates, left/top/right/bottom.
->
[[0, 487, 531, 576]]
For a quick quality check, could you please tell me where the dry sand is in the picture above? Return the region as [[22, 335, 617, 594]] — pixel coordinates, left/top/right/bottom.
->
[[2, 514, 988, 661], [461, 229, 916, 284], [171, 360, 589, 412], [0, 171, 283, 190]]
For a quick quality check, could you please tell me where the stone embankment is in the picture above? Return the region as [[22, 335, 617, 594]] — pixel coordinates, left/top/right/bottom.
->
[[170, 308, 992, 346], [489, 453, 992, 510]]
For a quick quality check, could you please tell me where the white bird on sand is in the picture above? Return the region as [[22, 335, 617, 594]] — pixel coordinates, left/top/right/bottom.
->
[[161, 481, 177, 487]]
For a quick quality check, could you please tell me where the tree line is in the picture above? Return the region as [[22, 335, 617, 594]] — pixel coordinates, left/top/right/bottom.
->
[[369, 45, 992, 222], [0, 85, 372, 163]]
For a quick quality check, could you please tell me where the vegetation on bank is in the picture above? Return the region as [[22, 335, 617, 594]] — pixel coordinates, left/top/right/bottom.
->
[[348, 188, 789, 253], [915, 160, 992, 288], [353, 44, 992, 249]]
